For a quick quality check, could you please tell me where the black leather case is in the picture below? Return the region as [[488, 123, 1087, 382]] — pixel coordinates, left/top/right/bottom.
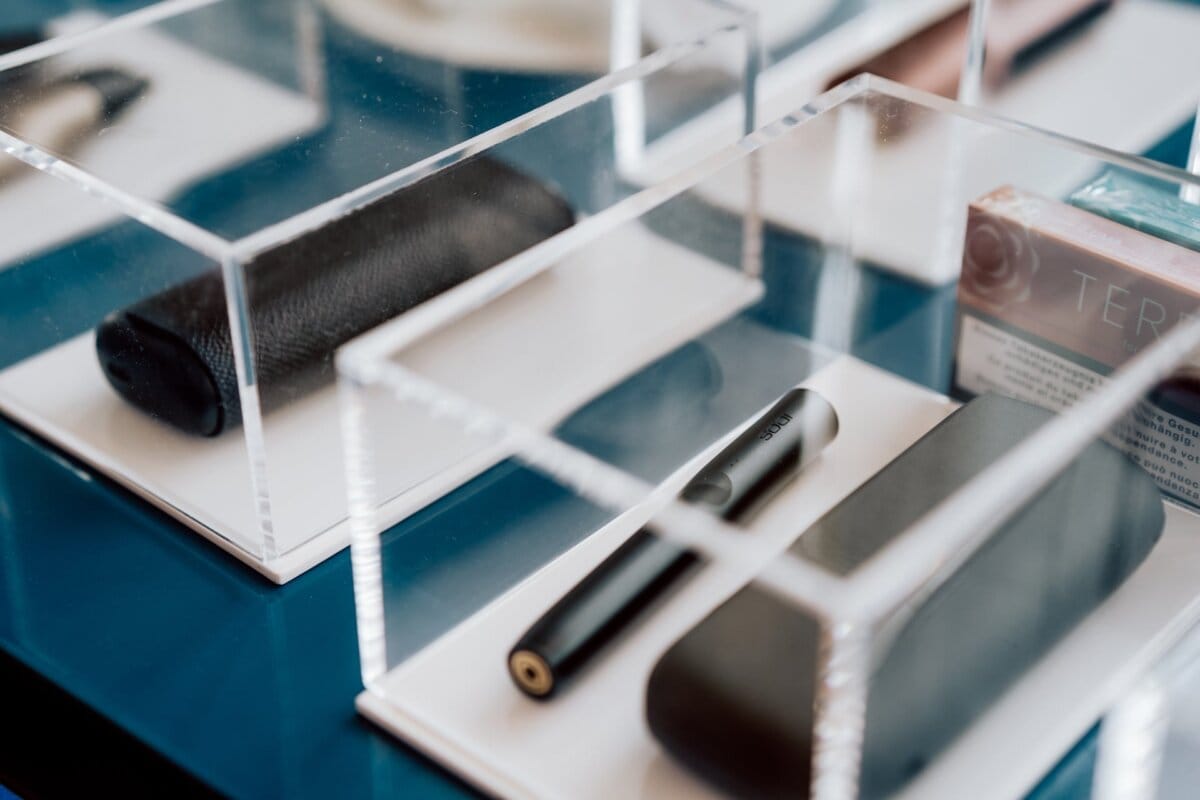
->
[[645, 393, 1164, 798], [95, 156, 575, 435]]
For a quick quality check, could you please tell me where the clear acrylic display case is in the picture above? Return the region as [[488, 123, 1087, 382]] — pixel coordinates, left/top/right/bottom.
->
[[1093, 619, 1200, 799], [342, 77, 1200, 798], [963, 0, 1200, 167], [1, 0, 169, 59], [0, 0, 756, 582], [627, 0, 975, 184], [677, 0, 1200, 181]]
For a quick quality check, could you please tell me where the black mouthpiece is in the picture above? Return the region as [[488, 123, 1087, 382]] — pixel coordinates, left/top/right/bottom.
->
[[75, 67, 150, 117]]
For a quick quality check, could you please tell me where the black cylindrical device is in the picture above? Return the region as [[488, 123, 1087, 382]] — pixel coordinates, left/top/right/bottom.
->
[[95, 156, 575, 436], [508, 387, 839, 699]]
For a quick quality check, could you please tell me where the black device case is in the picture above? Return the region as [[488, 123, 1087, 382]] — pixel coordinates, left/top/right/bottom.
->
[[645, 393, 1164, 798], [95, 156, 575, 436]]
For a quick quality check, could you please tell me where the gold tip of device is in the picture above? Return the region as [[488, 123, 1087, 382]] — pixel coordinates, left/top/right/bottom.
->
[[509, 650, 554, 697]]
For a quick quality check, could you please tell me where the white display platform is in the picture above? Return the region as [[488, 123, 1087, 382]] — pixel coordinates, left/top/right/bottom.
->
[[628, 0, 1200, 287], [358, 353, 1200, 799], [0, 223, 758, 582], [356, 357, 957, 798]]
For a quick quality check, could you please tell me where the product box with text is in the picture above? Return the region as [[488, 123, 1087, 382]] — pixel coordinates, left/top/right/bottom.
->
[[953, 185, 1200, 508]]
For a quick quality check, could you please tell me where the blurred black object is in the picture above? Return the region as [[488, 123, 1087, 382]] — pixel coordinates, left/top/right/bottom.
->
[[96, 156, 575, 436], [647, 393, 1164, 799]]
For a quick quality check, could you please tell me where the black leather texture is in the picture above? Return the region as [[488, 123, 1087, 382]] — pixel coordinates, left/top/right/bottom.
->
[[95, 156, 575, 435], [645, 393, 1165, 799]]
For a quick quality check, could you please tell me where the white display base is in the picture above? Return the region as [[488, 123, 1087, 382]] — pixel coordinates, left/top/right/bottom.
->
[[0, 342, 343, 585], [356, 356, 958, 799], [628, 0, 1200, 287], [0, 223, 758, 582], [357, 353, 1200, 798]]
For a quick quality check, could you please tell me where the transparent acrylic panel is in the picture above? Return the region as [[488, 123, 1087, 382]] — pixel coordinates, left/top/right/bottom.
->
[[1, 0, 170, 58], [745, 0, 974, 103], [631, 0, 976, 184], [1093, 622, 1200, 800], [344, 78, 1200, 797], [0, 0, 753, 240], [0, 149, 258, 552], [966, 0, 1200, 168], [0, 0, 755, 581]]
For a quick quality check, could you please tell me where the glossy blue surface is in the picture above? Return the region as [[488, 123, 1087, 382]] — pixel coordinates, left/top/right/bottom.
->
[[5, 0, 151, 29], [1026, 726, 1099, 800]]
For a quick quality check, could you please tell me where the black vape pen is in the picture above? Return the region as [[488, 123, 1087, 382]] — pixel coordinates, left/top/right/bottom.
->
[[508, 387, 838, 699]]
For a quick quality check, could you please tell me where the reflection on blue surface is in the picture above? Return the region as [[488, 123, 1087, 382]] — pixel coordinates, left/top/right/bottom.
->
[[638, 187, 961, 396], [556, 318, 824, 482]]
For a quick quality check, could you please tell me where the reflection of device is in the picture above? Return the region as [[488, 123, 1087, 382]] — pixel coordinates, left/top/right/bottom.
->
[[0, 11, 327, 271], [95, 156, 576, 436], [830, 0, 1115, 99], [646, 393, 1164, 799], [322, 0, 610, 74], [509, 388, 838, 699], [0, 68, 147, 184]]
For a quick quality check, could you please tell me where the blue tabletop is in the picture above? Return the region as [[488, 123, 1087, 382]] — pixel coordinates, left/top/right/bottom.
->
[[1, 2, 1197, 798]]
